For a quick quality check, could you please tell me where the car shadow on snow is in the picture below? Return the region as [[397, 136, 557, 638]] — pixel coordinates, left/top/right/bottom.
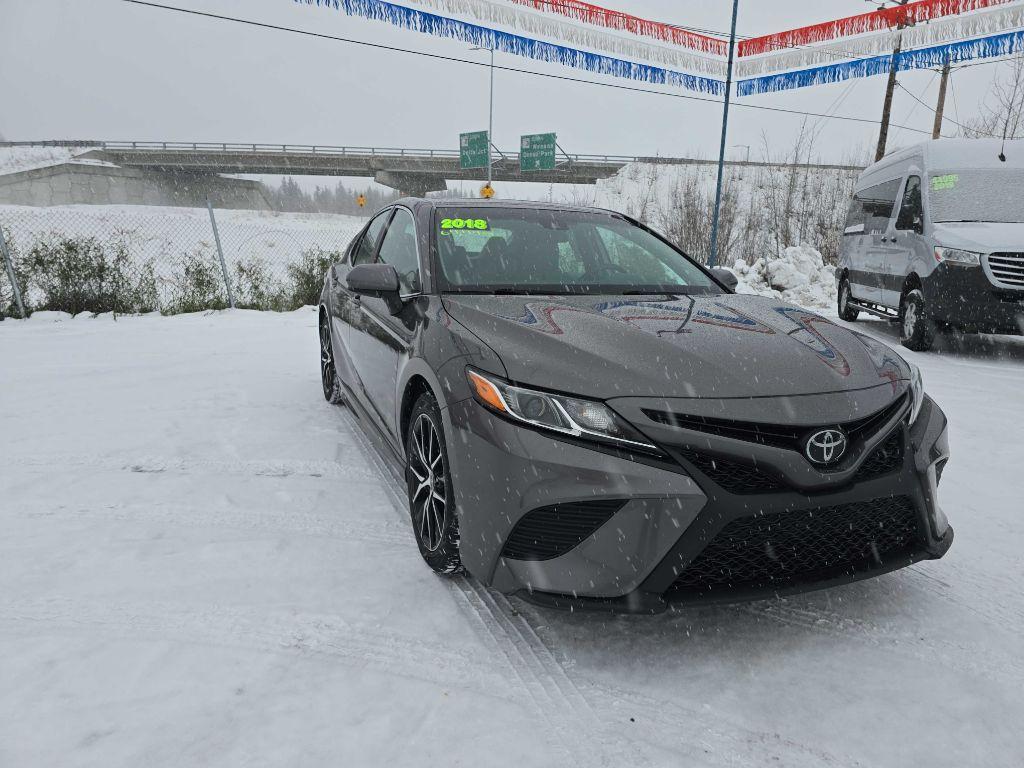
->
[[512, 566, 943, 669]]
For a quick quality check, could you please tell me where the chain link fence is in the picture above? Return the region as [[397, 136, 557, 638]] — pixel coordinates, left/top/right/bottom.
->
[[0, 204, 366, 318]]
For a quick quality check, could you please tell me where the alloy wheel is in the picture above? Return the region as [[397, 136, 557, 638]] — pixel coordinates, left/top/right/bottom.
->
[[903, 302, 918, 339], [408, 413, 447, 552], [320, 315, 336, 400]]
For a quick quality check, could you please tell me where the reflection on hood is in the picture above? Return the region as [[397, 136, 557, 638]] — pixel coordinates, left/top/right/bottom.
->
[[443, 293, 911, 400]]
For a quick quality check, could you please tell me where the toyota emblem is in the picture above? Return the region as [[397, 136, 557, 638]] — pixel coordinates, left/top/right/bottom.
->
[[804, 428, 847, 465]]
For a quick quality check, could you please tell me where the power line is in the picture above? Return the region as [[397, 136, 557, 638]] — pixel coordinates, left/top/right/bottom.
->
[[120, 0, 934, 135], [894, 78, 996, 136]]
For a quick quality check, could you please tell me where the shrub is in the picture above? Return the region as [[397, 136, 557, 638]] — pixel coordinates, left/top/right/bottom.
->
[[22, 234, 160, 315], [234, 256, 290, 311], [286, 247, 338, 309], [167, 249, 228, 314]]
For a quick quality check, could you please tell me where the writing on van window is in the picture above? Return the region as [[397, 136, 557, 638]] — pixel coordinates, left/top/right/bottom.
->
[[931, 174, 959, 191]]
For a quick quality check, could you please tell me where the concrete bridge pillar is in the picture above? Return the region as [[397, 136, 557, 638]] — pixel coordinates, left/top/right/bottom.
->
[[373, 170, 447, 197]]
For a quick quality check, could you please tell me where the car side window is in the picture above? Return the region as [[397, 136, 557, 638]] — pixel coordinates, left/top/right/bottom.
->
[[350, 211, 391, 266], [895, 176, 924, 234], [375, 208, 421, 293]]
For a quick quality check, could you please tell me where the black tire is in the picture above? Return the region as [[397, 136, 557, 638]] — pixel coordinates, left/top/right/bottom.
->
[[405, 391, 463, 575], [899, 289, 935, 352], [837, 276, 860, 321], [319, 311, 344, 404]]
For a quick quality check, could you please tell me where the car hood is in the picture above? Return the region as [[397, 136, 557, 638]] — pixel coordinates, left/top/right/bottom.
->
[[442, 293, 910, 399], [932, 221, 1024, 252]]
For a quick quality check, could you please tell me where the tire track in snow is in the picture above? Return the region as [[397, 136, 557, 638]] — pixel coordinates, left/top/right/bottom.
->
[[4, 453, 380, 483], [10, 500, 413, 549], [0, 598, 511, 700], [340, 407, 861, 768]]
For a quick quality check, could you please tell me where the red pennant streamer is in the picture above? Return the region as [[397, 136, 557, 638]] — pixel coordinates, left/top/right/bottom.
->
[[738, 0, 1015, 56]]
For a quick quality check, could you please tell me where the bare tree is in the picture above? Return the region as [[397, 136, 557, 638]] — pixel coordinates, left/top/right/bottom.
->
[[963, 58, 1024, 139]]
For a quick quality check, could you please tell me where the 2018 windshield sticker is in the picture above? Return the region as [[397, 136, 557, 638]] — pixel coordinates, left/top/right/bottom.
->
[[931, 174, 958, 191], [440, 218, 488, 231]]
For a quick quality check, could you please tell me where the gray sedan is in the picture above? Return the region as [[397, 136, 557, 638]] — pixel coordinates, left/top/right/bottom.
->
[[319, 199, 953, 613]]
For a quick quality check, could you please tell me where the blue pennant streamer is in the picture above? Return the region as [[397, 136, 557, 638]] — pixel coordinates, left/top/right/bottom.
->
[[738, 28, 1024, 96], [295, 0, 725, 94]]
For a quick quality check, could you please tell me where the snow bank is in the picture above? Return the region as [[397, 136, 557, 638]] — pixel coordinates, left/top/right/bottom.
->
[[729, 244, 837, 311]]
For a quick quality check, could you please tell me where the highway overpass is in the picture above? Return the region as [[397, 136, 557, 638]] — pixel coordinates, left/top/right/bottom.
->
[[2, 141, 865, 196]]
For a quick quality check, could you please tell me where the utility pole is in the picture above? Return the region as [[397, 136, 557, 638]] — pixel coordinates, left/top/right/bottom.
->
[[876, 0, 910, 161], [709, 0, 740, 268], [933, 55, 951, 139]]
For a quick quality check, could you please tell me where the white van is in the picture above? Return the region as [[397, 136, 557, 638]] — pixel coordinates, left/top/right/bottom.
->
[[837, 138, 1024, 350]]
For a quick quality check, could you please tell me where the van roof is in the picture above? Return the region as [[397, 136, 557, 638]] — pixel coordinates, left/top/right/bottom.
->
[[861, 138, 1024, 185]]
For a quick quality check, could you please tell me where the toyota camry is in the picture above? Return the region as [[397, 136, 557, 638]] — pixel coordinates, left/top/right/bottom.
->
[[318, 199, 953, 613]]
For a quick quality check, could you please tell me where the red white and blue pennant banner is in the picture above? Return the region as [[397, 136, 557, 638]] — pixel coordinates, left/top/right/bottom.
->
[[295, 0, 725, 93], [295, 0, 1024, 96]]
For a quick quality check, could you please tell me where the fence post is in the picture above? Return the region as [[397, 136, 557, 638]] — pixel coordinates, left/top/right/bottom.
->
[[206, 196, 235, 309], [0, 226, 26, 319]]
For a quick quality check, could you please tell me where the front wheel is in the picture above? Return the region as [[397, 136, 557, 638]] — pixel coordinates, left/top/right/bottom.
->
[[838, 276, 860, 321], [900, 289, 935, 351], [319, 312, 344, 404], [405, 392, 463, 575]]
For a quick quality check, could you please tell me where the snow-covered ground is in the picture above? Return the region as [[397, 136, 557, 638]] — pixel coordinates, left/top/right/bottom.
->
[[0, 146, 87, 176], [1, 309, 1022, 767]]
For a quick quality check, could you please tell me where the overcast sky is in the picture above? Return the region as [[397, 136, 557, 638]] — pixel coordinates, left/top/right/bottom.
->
[[0, 0, 1004, 163]]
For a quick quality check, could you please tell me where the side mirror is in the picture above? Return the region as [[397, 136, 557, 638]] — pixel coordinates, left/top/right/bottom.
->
[[710, 267, 739, 292], [346, 263, 405, 315]]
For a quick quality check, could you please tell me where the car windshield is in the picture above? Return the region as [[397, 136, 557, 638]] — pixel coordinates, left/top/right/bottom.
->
[[433, 207, 720, 294], [929, 169, 1024, 223]]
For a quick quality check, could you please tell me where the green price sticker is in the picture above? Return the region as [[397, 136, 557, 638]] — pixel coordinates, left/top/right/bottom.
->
[[440, 218, 488, 231], [931, 174, 959, 191]]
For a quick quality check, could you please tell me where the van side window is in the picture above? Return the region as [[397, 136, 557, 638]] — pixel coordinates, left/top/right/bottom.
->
[[855, 179, 901, 234], [844, 196, 865, 234], [895, 176, 924, 234]]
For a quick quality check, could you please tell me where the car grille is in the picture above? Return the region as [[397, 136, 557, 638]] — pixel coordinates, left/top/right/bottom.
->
[[501, 499, 625, 561], [987, 253, 1024, 289], [667, 495, 922, 597], [853, 429, 904, 481], [643, 393, 908, 455], [676, 449, 784, 494]]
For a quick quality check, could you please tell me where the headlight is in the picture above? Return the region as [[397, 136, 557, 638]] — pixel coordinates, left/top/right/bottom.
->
[[934, 247, 981, 266], [908, 362, 925, 425], [466, 369, 659, 453]]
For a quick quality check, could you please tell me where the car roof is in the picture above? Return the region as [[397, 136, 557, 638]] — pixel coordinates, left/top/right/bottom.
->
[[394, 197, 620, 216]]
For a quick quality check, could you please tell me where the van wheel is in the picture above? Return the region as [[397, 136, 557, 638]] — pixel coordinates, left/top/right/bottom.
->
[[900, 289, 935, 351], [838, 277, 860, 321]]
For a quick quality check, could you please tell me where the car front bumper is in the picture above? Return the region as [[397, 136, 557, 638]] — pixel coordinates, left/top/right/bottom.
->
[[444, 391, 952, 613]]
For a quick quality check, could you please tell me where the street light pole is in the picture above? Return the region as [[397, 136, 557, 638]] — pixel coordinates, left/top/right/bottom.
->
[[488, 46, 494, 188], [709, 0, 740, 268]]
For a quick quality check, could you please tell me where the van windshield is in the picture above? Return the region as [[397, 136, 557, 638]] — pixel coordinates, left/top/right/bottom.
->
[[929, 169, 1024, 223]]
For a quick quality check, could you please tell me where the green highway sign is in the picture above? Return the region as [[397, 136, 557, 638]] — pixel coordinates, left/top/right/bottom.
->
[[520, 133, 557, 172], [460, 131, 490, 170]]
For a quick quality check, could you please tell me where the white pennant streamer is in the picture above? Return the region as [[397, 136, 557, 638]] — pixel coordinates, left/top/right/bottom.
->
[[736, 2, 1024, 77], [401, 0, 727, 76]]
